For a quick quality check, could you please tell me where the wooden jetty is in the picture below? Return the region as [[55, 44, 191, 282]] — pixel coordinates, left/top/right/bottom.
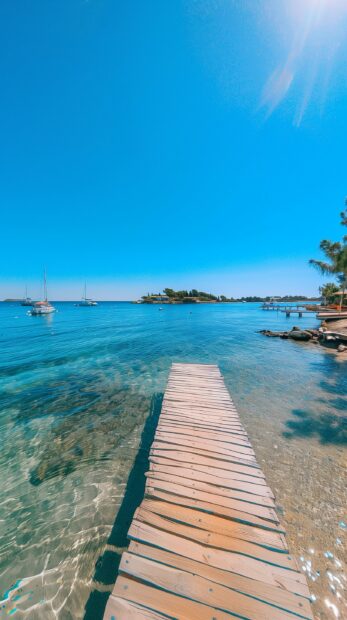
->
[[281, 310, 315, 317], [317, 311, 347, 321], [103, 363, 313, 620]]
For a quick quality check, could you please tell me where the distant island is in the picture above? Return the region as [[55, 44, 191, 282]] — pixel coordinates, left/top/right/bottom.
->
[[138, 289, 321, 304]]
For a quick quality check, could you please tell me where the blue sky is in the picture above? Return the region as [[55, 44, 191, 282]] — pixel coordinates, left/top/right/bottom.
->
[[1, 0, 347, 299]]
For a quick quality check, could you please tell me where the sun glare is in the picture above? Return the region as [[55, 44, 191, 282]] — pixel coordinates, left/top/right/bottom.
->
[[261, 0, 347, 124]]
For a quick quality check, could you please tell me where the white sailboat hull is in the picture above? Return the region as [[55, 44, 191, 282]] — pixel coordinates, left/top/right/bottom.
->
[[77, 300, 98, 306], [30, 305, 56, 315]]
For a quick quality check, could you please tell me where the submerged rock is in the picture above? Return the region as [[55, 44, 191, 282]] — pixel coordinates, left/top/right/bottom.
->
[[259, 329, 288, 338], [29, 388, 154, 485]]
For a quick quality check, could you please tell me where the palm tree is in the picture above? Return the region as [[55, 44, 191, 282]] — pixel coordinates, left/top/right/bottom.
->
[[309, 208, 347, 311], [319, 282, 340, 305]]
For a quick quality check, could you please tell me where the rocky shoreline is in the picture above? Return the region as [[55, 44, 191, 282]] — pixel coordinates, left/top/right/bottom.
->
[[260, 318, 347, 357]]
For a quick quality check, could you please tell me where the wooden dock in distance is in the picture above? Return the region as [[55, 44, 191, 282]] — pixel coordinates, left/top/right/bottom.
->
[[104, 363, 313, 620]]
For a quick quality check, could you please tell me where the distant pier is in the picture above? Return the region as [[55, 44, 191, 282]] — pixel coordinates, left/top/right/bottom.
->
[[261, 303, 318, 317], [103, 363, 313, 619]]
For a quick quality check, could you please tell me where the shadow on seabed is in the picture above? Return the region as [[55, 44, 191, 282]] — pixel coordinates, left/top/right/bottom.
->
[[83, 392, 163, 620]]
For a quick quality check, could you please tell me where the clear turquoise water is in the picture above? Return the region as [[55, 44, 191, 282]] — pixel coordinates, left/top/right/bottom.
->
[[0, 302, 346, 619]]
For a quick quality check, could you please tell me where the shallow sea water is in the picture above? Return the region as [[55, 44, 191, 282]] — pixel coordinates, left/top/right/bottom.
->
[[0, 301, 346, 619]]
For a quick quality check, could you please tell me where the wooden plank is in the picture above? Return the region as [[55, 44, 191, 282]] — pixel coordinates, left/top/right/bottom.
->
[[104, 595, 168, 619], [145, 485, 285, 533], [156, 424, 251, 446], [149, 450, 265, 479], [172, 363, 221, 370], [154, 434, 256, 461], [157, 423, 252, 445], [161, 409, 240, 424], [149, 454, 268, 486], [162, 403, 239, 415], [140, 499, 284, 549], [165, 385, 232, 395], [145, 470, 275, 508], [166, 388, 232, 399], [162, 411, 240, 424], [135, 508, 295, 569], [113, 575, 234, 620], [161, 413, 240, 425], [162, 413, 239, 425], [151, 440, 259, 468], [155, 429, 254, 453], [163, 400, 238, 413], [129, 542, 313, 618], [167, 382, 227, 391], [164, 394, 235, 406], [145, 478, 279, 523], [128, 521, 306, 595], [120, 553, 309, 620], [148, 462, 275, 500], [166, 386, 232, 397], [159, 415, 247, 437]]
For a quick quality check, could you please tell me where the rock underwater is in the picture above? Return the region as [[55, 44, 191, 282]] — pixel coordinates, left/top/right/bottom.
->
[[29, 387, 152, 486]]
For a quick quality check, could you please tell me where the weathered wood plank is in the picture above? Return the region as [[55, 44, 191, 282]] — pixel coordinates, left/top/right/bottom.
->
[[156, 427, 254, 450], [128, 542, 313, 618], [145, 470, 275, 508], [113, 575, 234, 620], [135, 508, 295, 569], [158, 417, 247, 434], [128, 521, 306, 595], [159, 414, 248, 439], [149, 454, 268, 485], [151, 440, 259, 467], [149, 449, 265, 479], [104, 595, 168, 619], [145, 485, 285, 533], [140, 499, 284, 549], [145, 478, 279, 523], [148, 462, 274, 499], [120, 553, 309, 620], [161, 409, 240, 423], [156, 424, 252, 445]]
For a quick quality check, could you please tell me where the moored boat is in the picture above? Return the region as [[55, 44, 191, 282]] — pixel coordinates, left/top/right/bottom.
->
[[21, 287, 34, 306], [30, 271, 56, 315], [76, 283, 98, 306]]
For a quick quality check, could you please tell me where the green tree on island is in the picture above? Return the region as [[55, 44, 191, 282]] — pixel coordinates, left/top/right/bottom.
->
[[309, 204, 347, 310]]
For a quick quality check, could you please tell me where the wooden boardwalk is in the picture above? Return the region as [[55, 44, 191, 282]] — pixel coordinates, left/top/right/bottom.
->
[[104, 363, 313, 620]]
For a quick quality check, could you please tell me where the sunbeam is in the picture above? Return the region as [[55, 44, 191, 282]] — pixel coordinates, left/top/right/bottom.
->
[[261, 0, 347, 125]]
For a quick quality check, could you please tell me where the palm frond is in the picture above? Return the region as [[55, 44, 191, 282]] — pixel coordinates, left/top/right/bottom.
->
[[308, 259, 336, 275]]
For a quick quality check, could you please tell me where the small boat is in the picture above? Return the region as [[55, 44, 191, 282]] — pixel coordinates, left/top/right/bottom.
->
[[21, 287, 33, 306], [30, 270, 56, 315], [76, 283, 98, 306]]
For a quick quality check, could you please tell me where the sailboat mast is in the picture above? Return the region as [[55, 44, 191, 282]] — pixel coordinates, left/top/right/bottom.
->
[[44, 269, 47, 302], [84, 282, 87, 300]]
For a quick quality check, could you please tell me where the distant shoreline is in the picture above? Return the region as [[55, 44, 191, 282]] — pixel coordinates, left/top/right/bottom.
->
[[2, 298, 321, 304]]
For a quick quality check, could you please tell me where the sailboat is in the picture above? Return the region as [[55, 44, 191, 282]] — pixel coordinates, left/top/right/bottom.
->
[[21, 287, 33, 306], [77, 283, 98, 306], [30, 270, 56, 315]]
